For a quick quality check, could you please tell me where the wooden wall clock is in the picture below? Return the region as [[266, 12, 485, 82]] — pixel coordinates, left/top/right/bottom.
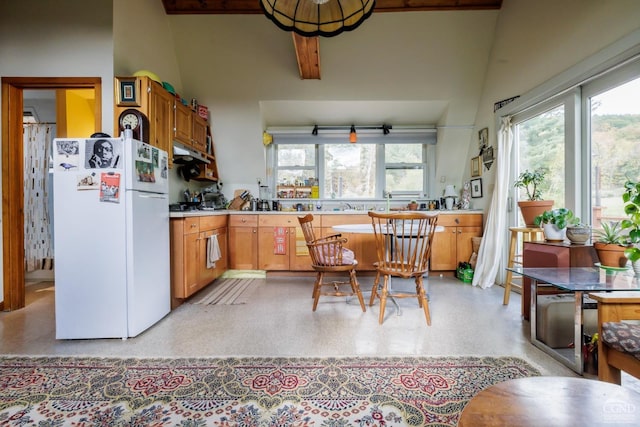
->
[[118, 109, 149, 143]]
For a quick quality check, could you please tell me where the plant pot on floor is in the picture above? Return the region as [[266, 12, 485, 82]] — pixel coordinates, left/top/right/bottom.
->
[[594, 242, 629, 268], [518, 200, 554, 227], [542, 223, 566, 242]]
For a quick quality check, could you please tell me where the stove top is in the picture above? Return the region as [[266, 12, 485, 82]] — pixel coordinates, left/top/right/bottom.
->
[[169, 201, 224, 212], [169, 202, 202, 212]]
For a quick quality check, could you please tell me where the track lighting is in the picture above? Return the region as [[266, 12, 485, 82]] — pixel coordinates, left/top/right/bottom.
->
[[310, 124, 393, 142]]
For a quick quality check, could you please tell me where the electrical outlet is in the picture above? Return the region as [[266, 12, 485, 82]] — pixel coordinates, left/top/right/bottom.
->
[[440, 176, 446, 183]]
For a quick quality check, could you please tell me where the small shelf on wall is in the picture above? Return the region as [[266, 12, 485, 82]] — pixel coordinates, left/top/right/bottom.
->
[[277, 185, 314, 198]]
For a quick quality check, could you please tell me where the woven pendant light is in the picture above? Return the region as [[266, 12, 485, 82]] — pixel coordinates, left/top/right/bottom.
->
[[260, 0, 376, 38]]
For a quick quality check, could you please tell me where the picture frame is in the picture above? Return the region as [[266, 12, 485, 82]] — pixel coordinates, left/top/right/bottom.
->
[[115, 77, 140, 106], [470, 156, 481, 177], [478, 127, 488, 151], [471, 178, 483, 198], [482, 145, 494, 170]]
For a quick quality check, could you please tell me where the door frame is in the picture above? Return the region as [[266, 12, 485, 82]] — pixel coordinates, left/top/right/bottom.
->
[[1, 77, 102, 311]]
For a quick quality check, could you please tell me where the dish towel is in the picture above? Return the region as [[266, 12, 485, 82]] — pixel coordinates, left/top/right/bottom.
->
[[207, 234, 221, 268]]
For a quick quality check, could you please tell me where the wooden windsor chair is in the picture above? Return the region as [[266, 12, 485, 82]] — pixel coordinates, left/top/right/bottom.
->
[[368, 211, 438, 325], [297, 214, 366, 312]]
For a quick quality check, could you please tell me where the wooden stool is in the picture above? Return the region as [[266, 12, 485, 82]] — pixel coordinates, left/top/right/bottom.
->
[[503, 227, 543, 305]]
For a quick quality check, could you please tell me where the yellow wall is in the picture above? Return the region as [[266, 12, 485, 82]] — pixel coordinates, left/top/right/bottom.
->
[[65, 89, 95, 137]]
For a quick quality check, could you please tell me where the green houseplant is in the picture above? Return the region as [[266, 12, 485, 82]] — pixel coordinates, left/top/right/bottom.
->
[[534, 208, 580, 242], [621, 179, 640, 274], [594, 221, 630, 268], [514, 168, 554, 226]]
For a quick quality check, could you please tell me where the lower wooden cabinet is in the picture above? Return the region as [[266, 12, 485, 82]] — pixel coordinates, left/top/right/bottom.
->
[[257, 215, 312, 271], [429, 214, 483, 271], [319, 214, 377, 271], [170, 215, 227, 307], [228, 214, 258, 269]]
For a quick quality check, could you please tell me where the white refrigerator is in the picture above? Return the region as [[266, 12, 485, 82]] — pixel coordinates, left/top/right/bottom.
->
[[52, 136, 170, 339]]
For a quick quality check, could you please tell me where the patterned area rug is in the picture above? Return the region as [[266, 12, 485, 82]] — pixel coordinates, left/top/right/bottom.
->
[[0, 355, 540, 426], [188, 278, 265, 305]]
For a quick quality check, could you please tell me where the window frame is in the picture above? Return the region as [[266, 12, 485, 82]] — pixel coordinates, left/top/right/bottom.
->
[[269, 137, 432, 200]]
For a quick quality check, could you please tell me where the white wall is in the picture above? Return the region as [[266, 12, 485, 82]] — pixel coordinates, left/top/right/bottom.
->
[[470, 0, 640, 211], [164, 11, 499, 200], [0, 0, 114, 132]]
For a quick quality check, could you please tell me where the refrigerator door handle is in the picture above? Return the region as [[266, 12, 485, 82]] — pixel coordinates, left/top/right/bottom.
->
[[138, 194, 168, 200]]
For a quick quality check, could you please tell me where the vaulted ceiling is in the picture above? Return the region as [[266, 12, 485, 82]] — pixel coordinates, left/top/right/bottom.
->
[[161, 0, 502, 79]]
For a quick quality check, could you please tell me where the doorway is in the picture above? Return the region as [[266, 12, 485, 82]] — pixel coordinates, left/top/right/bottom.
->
[[1, 77, 102, 311]]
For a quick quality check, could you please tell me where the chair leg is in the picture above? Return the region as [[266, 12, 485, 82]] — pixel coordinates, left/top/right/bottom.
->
[[370, 272, 381, 306], [416, 277, 431, 325], [312, 272, 323, 311], [503, 230, 518, 305], [350, 270, 366, 312], [378, 275, 389, 324]]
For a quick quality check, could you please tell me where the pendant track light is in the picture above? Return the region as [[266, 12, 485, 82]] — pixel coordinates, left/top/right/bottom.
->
[[349, 125, 357, 143]]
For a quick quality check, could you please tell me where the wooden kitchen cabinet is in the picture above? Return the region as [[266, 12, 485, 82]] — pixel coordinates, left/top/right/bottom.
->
[[319, 214, 377, 270], [191, 114, 208, 152], [114, 76, 173, 165], [258, 214, 313, 271], [170, 215, 228, 308], [430, 214, 483, 271], [113, 76, 218, 174], [228, 214, 259, 269], [174, 101, 193, 146]]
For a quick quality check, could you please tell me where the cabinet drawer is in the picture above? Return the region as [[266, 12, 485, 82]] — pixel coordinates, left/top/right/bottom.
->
[[259, 214, 300, 227], [437, 214, 482, 227], [229, 214, 258, 227], [184, 217, 200, 233], [199, 215, 227, 231]]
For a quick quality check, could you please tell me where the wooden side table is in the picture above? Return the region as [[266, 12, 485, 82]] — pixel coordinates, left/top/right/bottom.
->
[[458, 376, 640, 426], [521, 241, 598, 319], [503, 227, 544, 305]]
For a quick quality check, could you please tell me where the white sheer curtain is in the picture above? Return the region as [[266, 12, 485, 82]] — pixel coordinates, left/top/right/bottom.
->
[[24, 123, 54, 272], [472, 117, 513, 288]]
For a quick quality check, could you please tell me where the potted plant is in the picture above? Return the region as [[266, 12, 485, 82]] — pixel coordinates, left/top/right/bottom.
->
[[514, 168, 554, 226], [534, 208, 580, 242], [407, 200, 418, 211], [566, 223, 592, 245], [593, 221, 630, 268], [621, 179, 640, 274]]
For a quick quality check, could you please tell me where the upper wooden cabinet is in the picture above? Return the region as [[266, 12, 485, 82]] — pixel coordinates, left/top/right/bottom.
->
[[174, 101, 193, 146], [114, 76, 218, 179]]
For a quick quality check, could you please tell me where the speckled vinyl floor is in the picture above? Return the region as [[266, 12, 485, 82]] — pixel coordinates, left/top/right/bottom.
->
[[2, 275, 639, 395]]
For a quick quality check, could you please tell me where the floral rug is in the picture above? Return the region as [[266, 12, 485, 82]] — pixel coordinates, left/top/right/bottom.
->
[[0, 355, 540, 426]]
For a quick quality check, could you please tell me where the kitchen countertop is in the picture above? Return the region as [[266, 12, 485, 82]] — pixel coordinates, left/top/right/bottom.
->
[[169, 209, 483, 218]]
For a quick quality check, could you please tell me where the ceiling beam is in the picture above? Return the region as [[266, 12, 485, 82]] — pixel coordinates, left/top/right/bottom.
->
[[292, 34, 321, 80], [161, 0, 502, 15]]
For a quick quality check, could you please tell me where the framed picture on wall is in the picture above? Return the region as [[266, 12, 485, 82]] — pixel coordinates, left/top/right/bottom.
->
[[471, 178, 483, 198], [471, 156, 481, 177], [478, 127, 488, 151], [115, 77, 140, 107]]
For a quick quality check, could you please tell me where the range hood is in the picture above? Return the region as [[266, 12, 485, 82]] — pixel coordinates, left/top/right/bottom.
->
[[172, 141, 210, 164]]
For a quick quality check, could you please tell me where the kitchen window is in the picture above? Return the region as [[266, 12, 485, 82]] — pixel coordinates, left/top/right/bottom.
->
[[270, 131, 434, 200]]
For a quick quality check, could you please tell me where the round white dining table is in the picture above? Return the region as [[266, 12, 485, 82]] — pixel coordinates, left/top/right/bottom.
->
[[331, 223, 445, 234]]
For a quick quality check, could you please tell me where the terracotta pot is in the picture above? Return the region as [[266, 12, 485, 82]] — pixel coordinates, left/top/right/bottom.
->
[[594, 242, 629, 268], [517, 200, 554, 227], [407, 203, 418, 211]]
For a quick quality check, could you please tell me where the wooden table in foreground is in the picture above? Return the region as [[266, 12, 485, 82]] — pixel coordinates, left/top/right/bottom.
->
[[458, 376, 640, 427]]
